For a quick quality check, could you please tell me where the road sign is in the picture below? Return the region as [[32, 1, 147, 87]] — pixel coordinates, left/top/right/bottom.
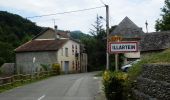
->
[[109, 36, 122, 42], [109, 41, 138, 53]]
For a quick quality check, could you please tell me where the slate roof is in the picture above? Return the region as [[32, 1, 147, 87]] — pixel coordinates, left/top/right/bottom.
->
[[32, 28, 70, 40], [140, 31, 170, 52], [111, 17, 144, 38], [15, 39, 68, 52]]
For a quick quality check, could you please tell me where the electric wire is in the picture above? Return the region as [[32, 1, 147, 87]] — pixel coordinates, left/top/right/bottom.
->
[[27, 6, 105, 19]]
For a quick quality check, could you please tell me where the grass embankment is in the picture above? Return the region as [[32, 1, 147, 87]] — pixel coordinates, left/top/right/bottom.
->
[[128, 49, 170, 81], [102, 49, 170, 100], [0, 76, 51, 93]]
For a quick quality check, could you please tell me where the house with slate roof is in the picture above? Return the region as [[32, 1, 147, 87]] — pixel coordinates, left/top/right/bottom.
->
[[140, 31, 170, 54], [110, 17, 170, 65], [110, 17, 144, 64], [15, 27, 87, 74]]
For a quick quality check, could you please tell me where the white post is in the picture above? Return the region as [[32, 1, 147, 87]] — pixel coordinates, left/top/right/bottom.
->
[[32, 57, 36, 75]]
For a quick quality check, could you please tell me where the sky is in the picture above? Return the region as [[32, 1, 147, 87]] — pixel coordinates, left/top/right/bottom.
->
[[0, 0, 164, 34]]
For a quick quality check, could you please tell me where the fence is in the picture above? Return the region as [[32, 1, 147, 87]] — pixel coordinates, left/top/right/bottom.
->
[[0, 71, 57, 88]]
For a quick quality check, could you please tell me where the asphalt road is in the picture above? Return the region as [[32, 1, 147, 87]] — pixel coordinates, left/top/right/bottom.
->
[[0, 72, 102, 100]]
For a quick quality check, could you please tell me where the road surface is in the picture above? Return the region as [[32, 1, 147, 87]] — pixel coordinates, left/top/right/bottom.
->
[[0, 72, 102, 100]]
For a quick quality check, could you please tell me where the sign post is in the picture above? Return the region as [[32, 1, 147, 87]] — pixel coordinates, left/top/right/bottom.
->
[[109, 41, 138, 71], [115, 53, 118, 71], [109, 42, 138, 53]]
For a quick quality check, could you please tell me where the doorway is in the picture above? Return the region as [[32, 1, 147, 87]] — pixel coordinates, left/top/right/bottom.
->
[[64, 61, 69, 74]]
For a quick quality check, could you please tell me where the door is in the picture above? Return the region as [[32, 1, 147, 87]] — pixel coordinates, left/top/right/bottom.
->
[[64, 61, 69, 74]]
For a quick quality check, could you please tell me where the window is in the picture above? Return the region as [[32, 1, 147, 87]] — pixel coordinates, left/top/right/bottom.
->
[[61, 61, 63, 67], [72, 45, 74, 55], [61, 48, 63, 56], [76, 45, 77, 53], [65, 48, 68, 57], [72, 61, 74, 69]]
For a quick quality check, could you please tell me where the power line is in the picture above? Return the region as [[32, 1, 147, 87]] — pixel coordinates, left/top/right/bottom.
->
[[99, 0, 106, 5], [27, 6, 105, 19]]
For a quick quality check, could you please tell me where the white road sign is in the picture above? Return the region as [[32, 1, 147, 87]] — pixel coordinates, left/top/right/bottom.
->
[[109, 41, 138, 53]]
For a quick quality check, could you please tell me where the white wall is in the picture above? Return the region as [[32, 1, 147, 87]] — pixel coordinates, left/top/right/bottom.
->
[[124, 52, 140, 58], [57, 40, 80, 72]]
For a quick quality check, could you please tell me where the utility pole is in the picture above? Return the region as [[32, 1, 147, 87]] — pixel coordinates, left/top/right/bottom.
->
[[106, 5, 109, 70]]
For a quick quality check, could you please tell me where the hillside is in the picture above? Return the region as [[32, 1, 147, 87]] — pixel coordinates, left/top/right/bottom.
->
[[70, 30, 91, 40], [0, 11, 43, 66], [128, 49, 170, 81]]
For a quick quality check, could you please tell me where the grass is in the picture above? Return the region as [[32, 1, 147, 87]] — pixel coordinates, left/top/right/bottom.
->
[[94, 71, 104, 77], [0, 75, 54, 93], [128, 49, 170, 81], [115, 49, 170, 99]]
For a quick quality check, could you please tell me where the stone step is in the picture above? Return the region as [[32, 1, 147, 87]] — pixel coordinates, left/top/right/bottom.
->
[[134, 77, 170, 100]]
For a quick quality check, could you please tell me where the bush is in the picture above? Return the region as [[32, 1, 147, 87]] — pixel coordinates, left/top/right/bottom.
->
[[0, 68, 2, 75], [52, 63, 61, 75], [102, 70, 128, 100], [40, 64, 50, 71]]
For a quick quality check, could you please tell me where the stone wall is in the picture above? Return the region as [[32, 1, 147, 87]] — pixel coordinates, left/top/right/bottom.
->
[[133, 64, 170, 100], [16, 51, 57, 74]]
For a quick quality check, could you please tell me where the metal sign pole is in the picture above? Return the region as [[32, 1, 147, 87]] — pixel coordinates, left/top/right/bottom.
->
[[115, 37, 120, 71], [115, 53, 119, 71]]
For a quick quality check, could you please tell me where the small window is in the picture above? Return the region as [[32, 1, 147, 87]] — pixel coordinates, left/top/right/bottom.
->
[[65, 48, 68, 57], [72, 61, 74, 69], [72, 45, 74, 55], [61, 61, 63, 67], [76, 45, 78, 53], [61, 48, 63, 56]]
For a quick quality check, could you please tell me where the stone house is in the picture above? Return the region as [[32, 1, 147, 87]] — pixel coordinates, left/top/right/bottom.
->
[[140, 31, 170, 55], [110, 17, 144, 64], [15, 27, 87, 74], [110, 17, 170, 65]]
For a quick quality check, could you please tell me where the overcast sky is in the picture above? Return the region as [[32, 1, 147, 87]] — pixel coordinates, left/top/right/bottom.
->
[[0, 0, 164, 33]]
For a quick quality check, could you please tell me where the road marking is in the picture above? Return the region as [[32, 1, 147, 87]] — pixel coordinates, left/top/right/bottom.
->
[[65, 77, 84, 96], [93, 77, 98, 79], [38, 95, 46, 100]]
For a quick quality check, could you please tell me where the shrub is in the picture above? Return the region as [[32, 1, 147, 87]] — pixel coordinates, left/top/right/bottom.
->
[[52, 63, 61, 75], [40, 64, 50, 71], [0, 68, 2, 75], [102, 70, 128, 100]]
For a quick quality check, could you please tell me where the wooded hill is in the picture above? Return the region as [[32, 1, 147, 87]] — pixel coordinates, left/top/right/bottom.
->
[[0, 11, 43, 66], [0, 11, 109, 72]]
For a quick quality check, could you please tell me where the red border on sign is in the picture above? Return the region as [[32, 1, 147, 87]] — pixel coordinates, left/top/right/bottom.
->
[[109, 41, 139, 54]]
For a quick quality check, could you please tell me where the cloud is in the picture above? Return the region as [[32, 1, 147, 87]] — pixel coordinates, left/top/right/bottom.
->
[[0, 0, 164, 33]]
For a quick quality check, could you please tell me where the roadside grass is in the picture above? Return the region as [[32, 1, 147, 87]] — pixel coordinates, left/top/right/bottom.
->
[[120, 49, 170, 99], [102, 49, 170, 99], [95, 71, 104, 77], [0, 75, 53, 93], [128, 49, 170, 81]]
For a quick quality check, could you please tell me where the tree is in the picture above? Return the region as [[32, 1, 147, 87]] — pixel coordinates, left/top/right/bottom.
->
[[155, 0, 170, 31], [86, 15, 106, 71], [0, 11, 43, 66], [90, 15, 104, 38], [0, 42, 14, 66]]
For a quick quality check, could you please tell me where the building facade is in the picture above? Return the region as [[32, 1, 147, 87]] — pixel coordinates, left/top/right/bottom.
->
[[110, 17, 144, 65], [15, 28, 87, 74]]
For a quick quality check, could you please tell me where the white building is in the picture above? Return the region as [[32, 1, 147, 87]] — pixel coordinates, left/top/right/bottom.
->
[[15, 28, 87, 74]]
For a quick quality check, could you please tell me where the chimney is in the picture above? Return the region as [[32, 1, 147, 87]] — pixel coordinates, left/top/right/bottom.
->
[[54, 25, 60, 39], [66, 30, 70, 38]]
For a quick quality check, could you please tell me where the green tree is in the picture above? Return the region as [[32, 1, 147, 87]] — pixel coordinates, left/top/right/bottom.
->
[[86, 15, 106, 71], [155, 0, 170, 31], [0, 42, 14, 66], [0, 11, 43, 66]]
